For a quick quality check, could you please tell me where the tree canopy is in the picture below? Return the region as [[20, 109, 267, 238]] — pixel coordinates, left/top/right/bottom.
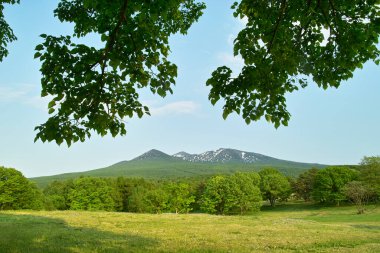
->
[[259, 168, 291, 206], [293, 168, 318, 201], [68, 177, 122, 211], [1, 0, 379, 145], [312, 166, 358, 205], [0, 1, 20, 61], [200, 172, 262, 214], [359, 156, 380, 199], [0, 166, 43, 210]]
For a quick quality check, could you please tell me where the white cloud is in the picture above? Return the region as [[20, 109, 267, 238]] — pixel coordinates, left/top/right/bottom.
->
[[227, 33, 236, 46], [150, 101, 200, 116], [0, 84, 50, 111], [227, 16, 247, 47], [25, 95, 51, 111], [0, 85, 200, 116], [218, 52, 244, 76], [0, 86, 29, 101], [216, 16, 248, 77]]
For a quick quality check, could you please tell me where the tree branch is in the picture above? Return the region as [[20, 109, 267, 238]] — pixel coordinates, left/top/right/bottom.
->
[[328, 0, 339, 34], [101, 0, 129, 74], [87, 0, 130, 113], [89, 0, 129, 72], [266, 0, 288, 56]]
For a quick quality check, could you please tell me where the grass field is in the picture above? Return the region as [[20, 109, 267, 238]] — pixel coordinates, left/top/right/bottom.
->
[[0, 204, 379, 253]]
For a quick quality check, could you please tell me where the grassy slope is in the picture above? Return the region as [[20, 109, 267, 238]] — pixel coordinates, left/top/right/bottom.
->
[[0, 204, 379, 253], [31, 158, 325, 188]]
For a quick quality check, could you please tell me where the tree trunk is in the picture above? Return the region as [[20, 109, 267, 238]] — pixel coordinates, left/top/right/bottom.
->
[[269, 197, 276, 207]]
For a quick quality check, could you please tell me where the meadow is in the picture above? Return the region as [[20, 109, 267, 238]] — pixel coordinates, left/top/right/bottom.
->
[[0, 203, 379, 253]]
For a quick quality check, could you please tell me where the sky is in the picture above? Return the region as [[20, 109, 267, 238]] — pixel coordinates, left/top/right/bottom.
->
[[1, 1, 379, 178]]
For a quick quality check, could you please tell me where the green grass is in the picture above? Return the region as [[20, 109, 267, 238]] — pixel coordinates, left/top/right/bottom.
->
[[1, 204, 379, 252], [30, 159, 325, 188]]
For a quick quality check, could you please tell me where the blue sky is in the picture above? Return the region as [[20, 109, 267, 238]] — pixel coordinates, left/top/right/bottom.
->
[[1, 1, 379, 178]]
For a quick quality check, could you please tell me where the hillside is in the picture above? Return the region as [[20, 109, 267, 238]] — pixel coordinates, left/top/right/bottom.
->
[[30, 148, 326, 188]]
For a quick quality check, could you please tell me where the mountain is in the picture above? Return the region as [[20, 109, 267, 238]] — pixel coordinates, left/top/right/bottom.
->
[[132, 149, 174, 161], [173, 148, 292, 164], [30, 148, 326, 188]]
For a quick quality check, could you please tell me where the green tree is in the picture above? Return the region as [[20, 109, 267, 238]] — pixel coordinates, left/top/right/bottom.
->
[[144, 187, 169, 214], [128, 185, 151, 213], [313, 166, 358, 205], [117, 178, 162, 213], [259, 168, 291, 207], [0, 0, 20, 61], [293, 168, 319, 201], [228, 172, 262, 214], [0, 166, 43, 210], [200, 175, 231, 214], [68, 177, 121, 211], [114, 177, 152, 212], [192, 179, 207, 212], [165, 182, 195, 214], [359, 156, 380, 200], [43, 180, 74, 210], [200, 172, 262, 215], [2, 1, 378, 144]]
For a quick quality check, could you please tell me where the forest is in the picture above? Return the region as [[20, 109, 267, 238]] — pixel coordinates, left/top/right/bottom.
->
[[1, 156, 379, 215]]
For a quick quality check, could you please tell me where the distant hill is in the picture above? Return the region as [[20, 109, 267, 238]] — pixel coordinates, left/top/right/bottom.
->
[[132, 149, 174, 161], [30, 148, 326, 188]]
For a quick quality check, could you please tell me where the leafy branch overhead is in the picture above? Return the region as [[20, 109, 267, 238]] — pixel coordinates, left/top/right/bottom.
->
[[1, 0, 379, 146], [207, 0, 380, 127], [33, 0, 206, 146], [0, 0, 20, 61]]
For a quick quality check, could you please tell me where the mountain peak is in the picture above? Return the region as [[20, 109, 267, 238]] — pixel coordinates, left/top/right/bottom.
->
[[130, 148, 320, 166], [172, 148, 264, 163], [132, 149, 172, 161], [173, 151, 191, 158]]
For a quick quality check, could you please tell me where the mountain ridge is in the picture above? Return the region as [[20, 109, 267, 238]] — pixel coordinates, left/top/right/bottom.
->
[[30, 148, 326, 188], [131, 147, 324, 166], [172, 148, 287, 164]]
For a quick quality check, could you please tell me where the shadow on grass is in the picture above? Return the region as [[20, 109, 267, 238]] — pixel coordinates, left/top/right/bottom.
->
[[0, 213, 158, 253], [260, 201, 324, 212], [351, 224, 380, 230], [259, 201, 370, 213]]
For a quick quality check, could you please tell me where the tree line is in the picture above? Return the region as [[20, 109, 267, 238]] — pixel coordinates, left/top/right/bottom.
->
[[1, 156, 379, 214]]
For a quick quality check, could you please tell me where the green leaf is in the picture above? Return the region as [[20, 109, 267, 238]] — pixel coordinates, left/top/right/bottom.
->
[[48, 101, 55, 108], [34, 52, 42, 59], [35, 44, 44, 51], [222, 109, 230, 120]]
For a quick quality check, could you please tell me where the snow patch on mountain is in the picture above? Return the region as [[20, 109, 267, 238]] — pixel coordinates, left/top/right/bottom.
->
[[173, 148, 265, 163]]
